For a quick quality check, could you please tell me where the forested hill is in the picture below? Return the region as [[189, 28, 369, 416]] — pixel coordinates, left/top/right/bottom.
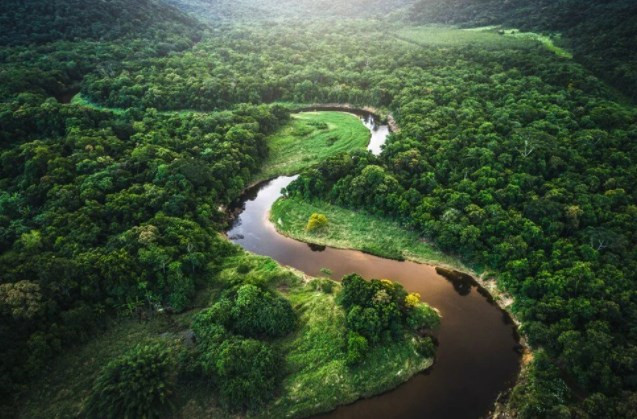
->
[[407, 0, 637, 101], [0, 0, 204, 103], [165, 0, 416, 21], [0, 0, 203, 45]]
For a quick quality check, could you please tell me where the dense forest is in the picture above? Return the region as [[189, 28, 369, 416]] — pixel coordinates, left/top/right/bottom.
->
[[409, 0, 637, 101], [1, 0, 637, 417]]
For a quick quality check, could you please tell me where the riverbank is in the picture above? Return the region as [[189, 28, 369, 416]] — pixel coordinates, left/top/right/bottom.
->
[[292, 103, 400, 133], [17, 252, 435, 418], [253, 111, 371, 184], [270, 196, 528, 347]]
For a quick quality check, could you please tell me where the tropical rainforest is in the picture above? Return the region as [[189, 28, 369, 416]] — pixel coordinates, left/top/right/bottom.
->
[[1, 0, 636, 418]]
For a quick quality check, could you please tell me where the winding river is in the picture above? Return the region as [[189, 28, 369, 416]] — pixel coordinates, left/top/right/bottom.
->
[[228, 112, 521, 418]]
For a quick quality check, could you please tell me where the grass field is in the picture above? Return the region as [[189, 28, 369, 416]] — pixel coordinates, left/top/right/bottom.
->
[[393, 25, 571, 58], [271, 196, 468, 270], [498, 28, 572, 58], [254, 111, 370, 183], [18, 252, 431, 418], [393, 24, 534, 49]]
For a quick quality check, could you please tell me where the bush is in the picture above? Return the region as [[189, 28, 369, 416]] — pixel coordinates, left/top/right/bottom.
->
[[230, 284, 296, 338], [193, 297, 234, 331], [406, 303, 440, 331], [346, 332, 368, 366], [310, 278, 335, 293], [347, 305, 382, 343], [306, 213, 328, 232], [85, 341, 177, 419], [214, 338, 283, 410]]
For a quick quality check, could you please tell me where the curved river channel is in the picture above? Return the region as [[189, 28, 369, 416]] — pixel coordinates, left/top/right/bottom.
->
[[228, 112, 521, 419]]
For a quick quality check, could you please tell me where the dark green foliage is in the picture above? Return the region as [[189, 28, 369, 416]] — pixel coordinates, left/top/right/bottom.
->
[[193, 285, 297, 339], [347, 305, 383, 344], [415, 337, 436, 358], [508, 350, 570, 418], [0, 0, 202, 46], [346, 332, 368, 366], [338, 274, 438, 361], [189, 283, 293, 412], [0, 29, 289, 400], [310, 278, 335, 294], [1, 0, 636, 414], [281, 19, 637, 414], [230, 284, 297, 338], [407, 303, 441, 331], [214, 338, 283, 410], [165, 0, 414, 21], [408, 0, 637, 101], [85, 341, 177, 419]]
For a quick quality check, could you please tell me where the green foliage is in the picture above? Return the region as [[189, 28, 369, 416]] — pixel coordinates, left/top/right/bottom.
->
[[257, 111, 370, 182], [0, 0, 202, 46], [338, 274, 439, 360], [265, 283, 434, 418], [407, 303, 441, 331], [187, 273, 295, 412], [415, 336, 436, 358], [231, 284, 296, 338], [306, 213, 329, 232], [346, 332, 368, 366], [408, 0, 637, 100], [85, 341, 177, 419], [271, 196, 458, 266], [1, 0, 636, 414], [214, 338, 283, 410]]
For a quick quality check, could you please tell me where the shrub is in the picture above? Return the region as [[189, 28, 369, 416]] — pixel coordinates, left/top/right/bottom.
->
[[85, 341, 177, 419], [406, 303, 440, 331], [193, 298, 234, 331], [310, 278, 335, 293], [346, 332, 368, 366], [338, 274, 374, 309], [347, 305, 382, 343], [319, 267, 333, 276], [236, 263, 251, 274], [404, 292, 421, 308], [230, 284, 296, 338], [305, 213, 328, 232], [214, 338, 283, 410]]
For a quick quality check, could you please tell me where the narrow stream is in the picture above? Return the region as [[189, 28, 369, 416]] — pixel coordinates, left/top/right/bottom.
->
[[227, 112, 521, 418]]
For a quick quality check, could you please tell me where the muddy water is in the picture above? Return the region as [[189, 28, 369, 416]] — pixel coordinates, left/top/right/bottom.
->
[[227, 114, 520, 418]]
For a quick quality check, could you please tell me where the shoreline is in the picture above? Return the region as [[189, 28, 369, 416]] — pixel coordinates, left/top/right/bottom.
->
[[265, 202, 531, 416], [226, 105, 528, 417]]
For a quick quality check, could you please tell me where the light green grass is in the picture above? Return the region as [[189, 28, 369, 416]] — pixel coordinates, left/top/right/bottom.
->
[[271, 196, 469, 270], [264, 286, 432, 418], [254, 111, 370, 183], [498, 28, 572, 58], [394, 25, 534, 49], [394, 25, 571, 58], [71, 93, 127, 115], [18, 252, 432, 419]]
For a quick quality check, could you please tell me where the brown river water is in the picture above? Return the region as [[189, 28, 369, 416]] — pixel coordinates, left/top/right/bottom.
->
[[227, 113, 521, 418]]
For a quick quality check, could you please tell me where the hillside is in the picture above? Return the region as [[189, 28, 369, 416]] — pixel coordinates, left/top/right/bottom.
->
[[0, 0, 203, 46], [407, 0, 637, 101], [165, 0, 416, 21]]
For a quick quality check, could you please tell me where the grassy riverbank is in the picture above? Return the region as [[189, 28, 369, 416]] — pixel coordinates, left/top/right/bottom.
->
[[271, 196, 469, 270], [254, 111, 370, 182], [18, 252, 433, 418], [265, 285, 433, 418]]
